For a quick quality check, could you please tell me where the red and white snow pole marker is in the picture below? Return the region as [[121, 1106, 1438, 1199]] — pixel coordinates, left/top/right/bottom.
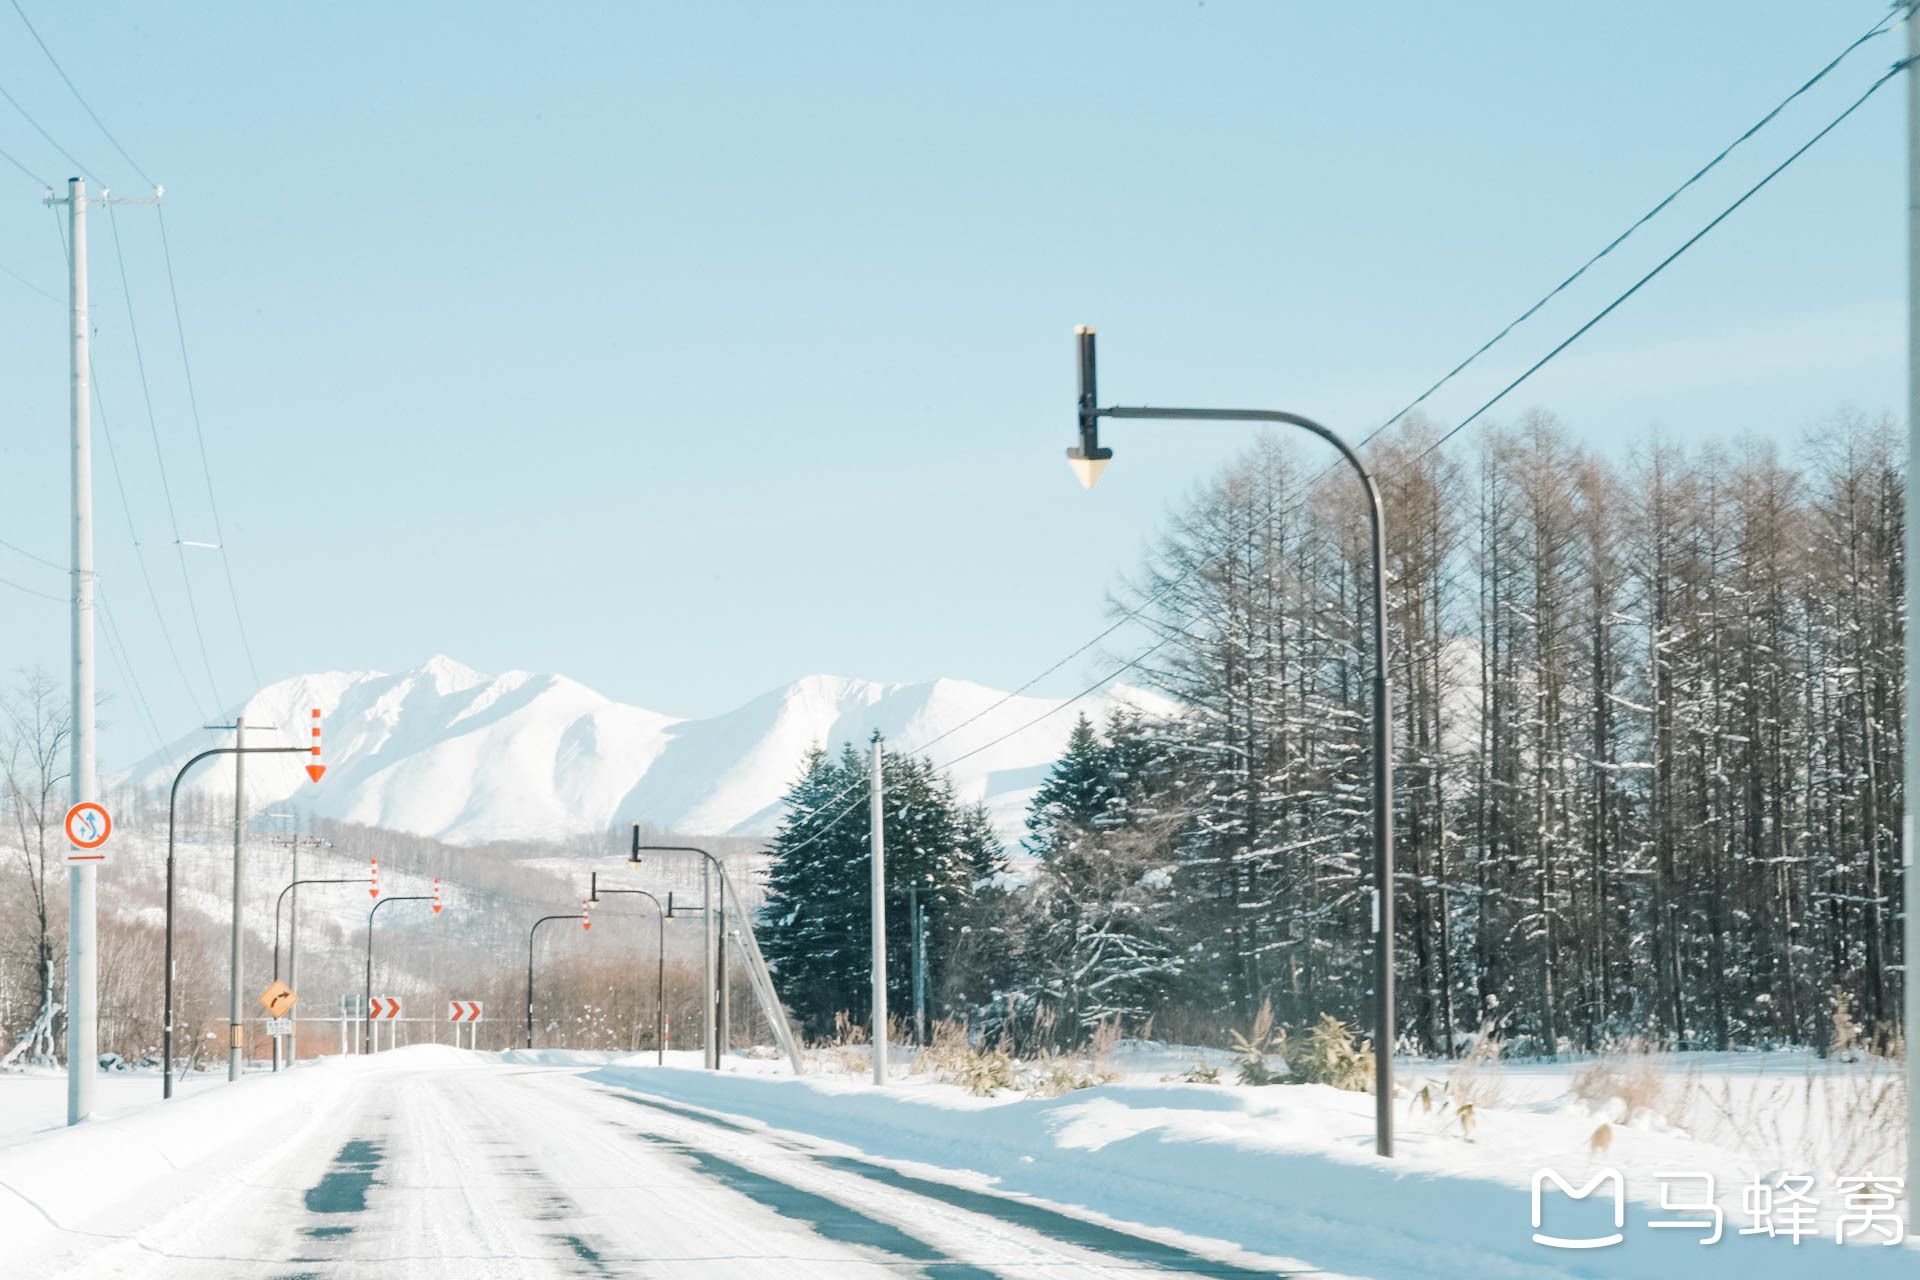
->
[[306, 708, 326, 783], [432, 878, 443, 914], [582, 898, 592, 931], [370, 857, 379, 899]]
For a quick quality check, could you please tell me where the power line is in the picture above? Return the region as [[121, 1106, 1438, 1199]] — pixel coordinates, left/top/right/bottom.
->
[[8, 0, 153, 188], [770, 633, 1174, 862], [0, 533, 61, 570], [908, 578, 1182, 763], [0, 75, 99, 186], [106, 201, 225, 711], [97, 582, 174, 767], [0, 255, 59, 303], [931, 635, 1172, 773], [0, 571, 62, 602], [1409, 56, 1909, 467], [89, 350, 211, 722], [772, 20, 1912, 865], [1357, 7, 1900, 452], [54, 201, 209, 724], [0, 139, 47, 188], [156, 205, 261, 694]]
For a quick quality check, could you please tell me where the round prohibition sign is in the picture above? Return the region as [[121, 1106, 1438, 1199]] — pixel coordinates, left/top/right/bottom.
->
[[65, 801, 111, 850]]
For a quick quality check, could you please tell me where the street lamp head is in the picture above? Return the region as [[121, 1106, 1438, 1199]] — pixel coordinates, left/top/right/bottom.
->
[[1069, 324, 1111, 488], [1066, 448, 1111, 489]]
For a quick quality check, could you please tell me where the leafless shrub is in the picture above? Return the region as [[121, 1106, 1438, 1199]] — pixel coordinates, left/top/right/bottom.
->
[[1087, 1016, 1121, 1076], [1446, 1023, 1506, 1109], [946, 1044, 1016, 1096], [1571, 1038, 1672, 1125], [1685, 1042, 1906, 1176], [1028, 1056, 1101, 1097], [1284, 1012, 1373, 1092]]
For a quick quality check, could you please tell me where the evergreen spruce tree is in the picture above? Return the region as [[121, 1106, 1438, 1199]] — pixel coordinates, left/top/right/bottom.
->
[[759, 738, 997, 1041], [1010, 713, 1183, 1048]]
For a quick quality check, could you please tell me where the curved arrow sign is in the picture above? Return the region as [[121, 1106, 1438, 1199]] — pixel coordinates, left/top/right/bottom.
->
[[446, 1001, 483, 1023], [369, 996, 401, 1020]]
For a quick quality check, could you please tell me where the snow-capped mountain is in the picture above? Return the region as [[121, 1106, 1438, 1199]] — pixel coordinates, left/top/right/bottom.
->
[[117, 657, 1171, 846]]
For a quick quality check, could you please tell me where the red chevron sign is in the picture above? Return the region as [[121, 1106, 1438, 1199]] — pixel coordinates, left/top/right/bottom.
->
[[446, 1001, 482, 1023], [368, 996, 401, 1020]]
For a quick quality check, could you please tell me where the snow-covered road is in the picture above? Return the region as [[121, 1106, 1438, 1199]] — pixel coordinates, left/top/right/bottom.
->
[[9, 1053, 1286, 1279]]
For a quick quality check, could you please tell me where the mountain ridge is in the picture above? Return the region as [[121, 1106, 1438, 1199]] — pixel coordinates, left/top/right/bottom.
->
[[118, 656, 1171, 846]]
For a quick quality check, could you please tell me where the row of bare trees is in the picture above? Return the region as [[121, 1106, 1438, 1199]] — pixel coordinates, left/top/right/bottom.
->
[[1104, 411, 1904, 1054]]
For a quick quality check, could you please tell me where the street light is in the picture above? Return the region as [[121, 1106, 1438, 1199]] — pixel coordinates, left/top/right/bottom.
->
[[1067, 324, 1398, 1158], [161, 739, 314, 1100], [363, 895, 435, 1054], [588, 871, 669, 1065], [270, 876, 369, 1072], [525, 912, 587, 1050], [632, 835, 725, 1068], [631, 834, 805, 1074]]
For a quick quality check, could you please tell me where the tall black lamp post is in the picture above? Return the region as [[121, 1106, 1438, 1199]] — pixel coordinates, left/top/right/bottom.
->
[[588, 871, 670, 1065], [161, 741, 313, 1100], [1069, 325, 1398, 1158], [525, 912, 586, 1050], [632, 838, 728, 1069], [269, 875, 370, 1072], [363, 894, 435, 1053]]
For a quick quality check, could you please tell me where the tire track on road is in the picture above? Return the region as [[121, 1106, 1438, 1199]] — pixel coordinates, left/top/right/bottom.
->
[[583, 1082, 1293, 1278]]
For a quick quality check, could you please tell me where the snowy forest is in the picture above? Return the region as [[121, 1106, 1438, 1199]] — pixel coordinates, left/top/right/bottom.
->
[[761, 411, 1908, 1058]]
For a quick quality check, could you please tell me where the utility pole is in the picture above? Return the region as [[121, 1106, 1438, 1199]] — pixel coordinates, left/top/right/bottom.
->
[[62, 176, 96, 1127], [715, 887, 730, 1063], [910, 887, 927, 1046], [50, 181, 158, 1118], [1904, 0, 1919, 1213], [701, 856, 716, 1068], [870, 734, 888, 1085], [286, 835, 299, 1066], [229, 717, 246, 1080]]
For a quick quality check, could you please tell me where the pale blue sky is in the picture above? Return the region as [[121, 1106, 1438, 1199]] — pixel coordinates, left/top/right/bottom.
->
[[0, 1, 1905, 767]]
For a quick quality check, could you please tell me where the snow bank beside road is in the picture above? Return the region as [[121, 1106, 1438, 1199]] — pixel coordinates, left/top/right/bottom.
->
[[0, 1066, 227, 1151], [585, 1061, 1919, 1280]]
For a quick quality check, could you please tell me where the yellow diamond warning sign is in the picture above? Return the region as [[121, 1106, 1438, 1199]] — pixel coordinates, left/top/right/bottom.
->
[[258, 980, 298, 1019]]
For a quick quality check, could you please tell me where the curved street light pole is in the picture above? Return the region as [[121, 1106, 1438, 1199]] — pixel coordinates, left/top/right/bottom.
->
[[634, 841, 724, 1068], [632, 839, 804, 1074], [269, 876, 369, 1072], [1069, 326, 1397, 1157], [274, 877, 372, 983], [363, 895, 433, 1054], [525, 913, 585, 1050], [162, 741, 313, 1100], [589, 874, 669, 1065]]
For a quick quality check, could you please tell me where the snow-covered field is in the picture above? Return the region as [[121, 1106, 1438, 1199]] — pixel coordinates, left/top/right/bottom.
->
[[0, 1065, 227, 1149], [0, 1043, 1911, 1278]]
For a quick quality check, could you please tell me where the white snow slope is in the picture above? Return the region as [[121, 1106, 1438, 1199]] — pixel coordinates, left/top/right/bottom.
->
[[116, 657, 1170, 846]]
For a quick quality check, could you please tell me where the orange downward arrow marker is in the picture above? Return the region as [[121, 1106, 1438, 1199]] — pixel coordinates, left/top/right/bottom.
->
[[306, 764, 327, 783]]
